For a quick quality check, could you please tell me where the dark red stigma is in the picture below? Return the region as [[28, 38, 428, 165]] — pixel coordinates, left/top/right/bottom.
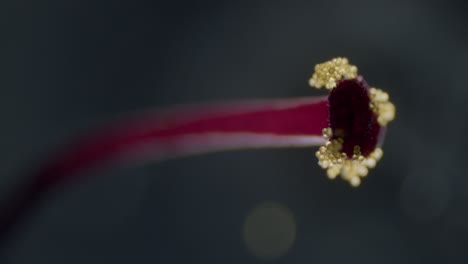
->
[[328, 76, 382, 157]]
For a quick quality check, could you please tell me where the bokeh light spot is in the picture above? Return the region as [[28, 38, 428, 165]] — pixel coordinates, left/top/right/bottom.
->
[[243, 202, 296, 260]]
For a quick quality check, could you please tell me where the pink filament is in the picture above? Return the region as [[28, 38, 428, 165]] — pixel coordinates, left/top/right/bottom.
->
[[0, 96, 329, 243]]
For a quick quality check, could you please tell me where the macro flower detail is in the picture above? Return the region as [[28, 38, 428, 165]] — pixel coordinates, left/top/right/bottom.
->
[[308, 57, 358, 89], [312, 58, 395, 187], [0, 56, 396, 242], [369, 87, 396, 126]]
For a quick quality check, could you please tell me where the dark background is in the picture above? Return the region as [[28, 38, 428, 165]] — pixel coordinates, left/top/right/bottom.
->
[[2, 0, 468, 263]]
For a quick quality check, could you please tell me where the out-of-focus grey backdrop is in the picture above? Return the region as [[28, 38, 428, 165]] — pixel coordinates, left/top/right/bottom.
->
[[2, 0, 468, 263]]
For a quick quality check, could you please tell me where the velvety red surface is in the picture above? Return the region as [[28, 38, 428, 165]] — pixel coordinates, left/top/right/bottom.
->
[[328, 76, 381, 157]]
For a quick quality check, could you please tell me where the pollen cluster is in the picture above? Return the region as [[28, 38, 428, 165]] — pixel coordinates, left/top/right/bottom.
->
[[308, 57, 357, 89], [316, 128, 383, 187], [369, 87, 396, 126], [310, 57, 395, 187]]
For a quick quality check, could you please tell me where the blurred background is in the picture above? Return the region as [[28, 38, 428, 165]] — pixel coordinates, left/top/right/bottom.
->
[[1, 0, 468, 263]]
